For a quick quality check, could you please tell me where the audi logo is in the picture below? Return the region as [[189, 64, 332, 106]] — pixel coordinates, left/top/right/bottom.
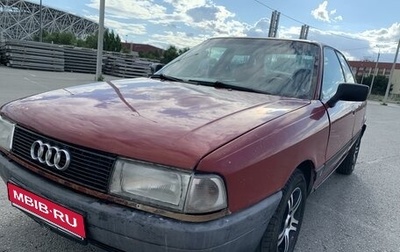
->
[[30, 140, 71, 171]]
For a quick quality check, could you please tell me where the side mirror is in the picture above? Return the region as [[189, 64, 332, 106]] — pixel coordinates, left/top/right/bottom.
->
[[327, 83, 369, 107]]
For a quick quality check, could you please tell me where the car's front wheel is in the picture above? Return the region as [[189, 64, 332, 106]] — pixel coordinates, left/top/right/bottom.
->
[[256, 170, 307, 252]]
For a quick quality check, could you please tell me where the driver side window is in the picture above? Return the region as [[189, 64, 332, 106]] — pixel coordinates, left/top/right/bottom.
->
[[321, 48, 345, 100]]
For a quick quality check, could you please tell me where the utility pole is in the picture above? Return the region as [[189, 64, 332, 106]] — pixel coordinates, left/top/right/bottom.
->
[[268, 11, 280, 38], [39, 0, 43, 42], [368, 50, 380, 97], [360, 63, 366, 84], [299, 25, 309, 40], [382, 39, 400, 105], [95, 0, 105, 81]]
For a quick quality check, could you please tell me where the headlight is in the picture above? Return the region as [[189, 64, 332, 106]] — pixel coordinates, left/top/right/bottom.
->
[[0, 115, 15, 151], [110, 159, 228, 213], [110, 159, 191, 210]]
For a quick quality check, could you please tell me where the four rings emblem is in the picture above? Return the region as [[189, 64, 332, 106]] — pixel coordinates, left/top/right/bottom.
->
[[30, 140, 71, 171]]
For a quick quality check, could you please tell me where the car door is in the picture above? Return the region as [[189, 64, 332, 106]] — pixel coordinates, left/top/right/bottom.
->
[[316, 47, 356, 184], [336, 51, 367, 137]]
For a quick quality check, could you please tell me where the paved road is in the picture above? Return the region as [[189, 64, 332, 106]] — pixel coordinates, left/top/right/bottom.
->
[[296, 101, 400, 252], [0, 66, 399, 252]]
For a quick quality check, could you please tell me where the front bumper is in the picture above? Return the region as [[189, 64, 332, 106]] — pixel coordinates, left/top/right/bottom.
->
[[0, 153, 281, 252]]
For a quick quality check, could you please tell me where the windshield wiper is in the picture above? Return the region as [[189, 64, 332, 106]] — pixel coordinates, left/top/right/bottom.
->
[[188, 79, 270, 95], [151, 74, 184, 82]]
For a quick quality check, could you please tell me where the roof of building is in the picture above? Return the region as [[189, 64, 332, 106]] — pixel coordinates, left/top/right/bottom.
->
[[121, 43, 164, 54], [348, 60, 400, 70]]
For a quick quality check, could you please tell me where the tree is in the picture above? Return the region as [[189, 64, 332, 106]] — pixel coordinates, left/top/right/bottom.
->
[[139, 50, 161, 60], [103, 29, 122, 52], [83, 33, 98, 49], [58, 32, 76, 45], [34, 29, 122, 52], [34, 31, 76, 45], [360, 75, 389, 95], [178, 47, 190, 55], [161, 45, 179, 64], [161, 46, 190, 64]]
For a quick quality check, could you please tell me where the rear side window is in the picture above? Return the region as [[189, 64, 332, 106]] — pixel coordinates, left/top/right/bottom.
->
[[336, 52, 356, 83], [321, 48, 345, 100]]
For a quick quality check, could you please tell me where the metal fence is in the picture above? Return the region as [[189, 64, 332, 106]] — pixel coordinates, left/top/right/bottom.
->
[[104, 53, 157, 78], [0, 40, 157, 78], [63, 46, 97, 74], [4, 40, 64, 71]]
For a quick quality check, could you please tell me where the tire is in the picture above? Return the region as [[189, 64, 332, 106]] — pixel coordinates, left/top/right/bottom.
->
[[256, 170, 307, 252], [336, 136, 362, 175]]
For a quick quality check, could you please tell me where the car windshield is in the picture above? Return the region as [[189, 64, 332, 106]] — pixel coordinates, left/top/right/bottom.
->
[[158, 38, 320, 99]]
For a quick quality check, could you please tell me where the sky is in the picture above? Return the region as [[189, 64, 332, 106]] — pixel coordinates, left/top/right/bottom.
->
[[29, 0, 400, 63]]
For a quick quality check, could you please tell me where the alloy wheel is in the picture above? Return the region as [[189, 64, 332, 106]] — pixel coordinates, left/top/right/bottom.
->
[[277, 187, 302, 252]]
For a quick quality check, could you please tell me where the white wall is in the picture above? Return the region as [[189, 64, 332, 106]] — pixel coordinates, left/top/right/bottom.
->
[[391, 69, 400, 95]]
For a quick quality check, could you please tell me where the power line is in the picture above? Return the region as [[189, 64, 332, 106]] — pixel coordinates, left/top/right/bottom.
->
[[253, 0, 275, 12], [254, 0, 306, 25], [253, 0, 366, 42], [310, 30, 366, 41]]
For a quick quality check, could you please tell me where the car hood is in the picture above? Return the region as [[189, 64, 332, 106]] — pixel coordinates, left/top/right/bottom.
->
[[1, 78, 309, 169]]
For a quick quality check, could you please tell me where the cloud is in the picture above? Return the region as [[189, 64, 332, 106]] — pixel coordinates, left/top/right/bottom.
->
[[334, 16, 343, 22], [86, 0, 247, 48], [180, 4, 243, 36], [186, 6, 219, 22], [164, 0, 207, 12], [85, 14, 147, 36], [279, 26, 302, 39], [149, 31, 208, 48], [295, 23, 400, 61], [248, 20, 397, 61], [84, 0, 400, 62], [246, 18, 270, 37], [87, 0, 167, 20], [307, 28, 369, 56], [311, 1, 342, 23], [311, 1, 330, 22], [358, 23, 400, 55]]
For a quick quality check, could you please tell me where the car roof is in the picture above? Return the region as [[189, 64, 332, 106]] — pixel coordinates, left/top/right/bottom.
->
[[205, 37, 343, 52]]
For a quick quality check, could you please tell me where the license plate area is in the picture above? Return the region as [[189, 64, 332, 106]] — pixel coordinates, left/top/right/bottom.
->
[[7, 182, 86, 240]]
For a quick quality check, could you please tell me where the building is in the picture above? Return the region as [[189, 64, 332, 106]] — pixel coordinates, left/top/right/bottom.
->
[[348, 61, 400, 79], [348, 60, 400, 97], [0, 0, 98, 40], [121, 42, 164, 56]]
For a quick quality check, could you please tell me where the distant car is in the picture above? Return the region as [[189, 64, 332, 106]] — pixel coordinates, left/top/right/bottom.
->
[[0, 37, 368, 252]]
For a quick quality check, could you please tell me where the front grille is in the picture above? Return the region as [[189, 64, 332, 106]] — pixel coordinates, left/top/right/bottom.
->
[[11, 126, 116, 192]]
